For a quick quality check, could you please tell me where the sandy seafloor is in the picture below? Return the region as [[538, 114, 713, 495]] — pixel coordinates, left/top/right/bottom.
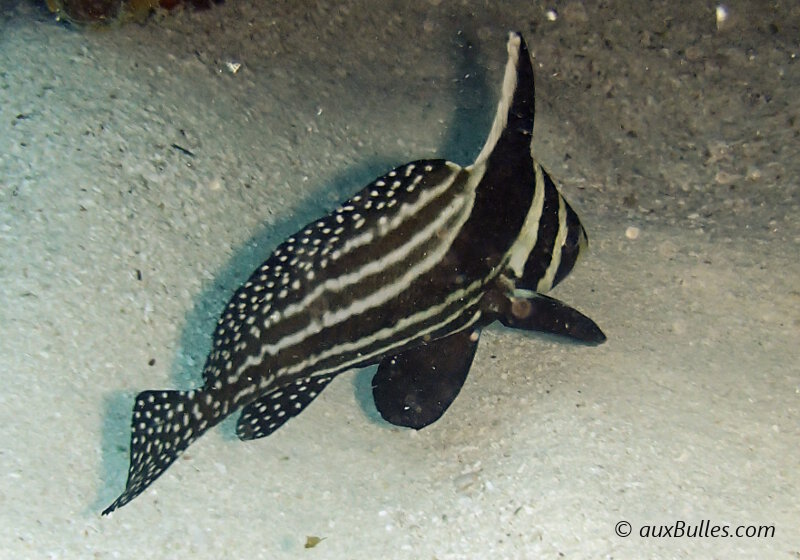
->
[[1, 0, 798, 558]]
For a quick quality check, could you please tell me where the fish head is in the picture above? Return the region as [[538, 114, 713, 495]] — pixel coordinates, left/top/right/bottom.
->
[[505, 163, 591, 295], [550, 196, 589, 290]]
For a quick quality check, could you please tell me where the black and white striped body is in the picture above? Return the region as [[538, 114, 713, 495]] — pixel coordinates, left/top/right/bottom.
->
[[103, 32, 604, 515]]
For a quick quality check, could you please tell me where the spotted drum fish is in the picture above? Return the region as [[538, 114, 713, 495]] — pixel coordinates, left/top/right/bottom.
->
[[103, 31, 605, 515]]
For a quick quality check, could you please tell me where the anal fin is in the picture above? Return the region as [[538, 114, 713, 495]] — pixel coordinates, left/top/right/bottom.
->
[[237, 375, 334, 441], [371, 328, 481, 430]]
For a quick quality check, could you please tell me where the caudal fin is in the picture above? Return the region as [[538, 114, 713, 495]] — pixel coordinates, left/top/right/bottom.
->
[[103, 389, 218, 515]]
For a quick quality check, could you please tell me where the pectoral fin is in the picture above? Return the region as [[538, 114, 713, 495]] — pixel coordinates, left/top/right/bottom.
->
[[371, 328, 481, 430], [498, 290, 606, 344]]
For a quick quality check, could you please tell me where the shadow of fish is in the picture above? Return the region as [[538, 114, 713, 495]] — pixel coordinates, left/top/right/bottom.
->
[[103, 31, 605, 515]]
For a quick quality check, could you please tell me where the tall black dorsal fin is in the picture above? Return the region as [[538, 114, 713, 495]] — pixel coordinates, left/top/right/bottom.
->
[[472, 31, 535, 170], [371, 328, 481, 430]]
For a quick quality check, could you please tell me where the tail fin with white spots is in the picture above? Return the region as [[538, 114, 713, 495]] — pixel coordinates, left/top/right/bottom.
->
[[103, 389, 219, 515]]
